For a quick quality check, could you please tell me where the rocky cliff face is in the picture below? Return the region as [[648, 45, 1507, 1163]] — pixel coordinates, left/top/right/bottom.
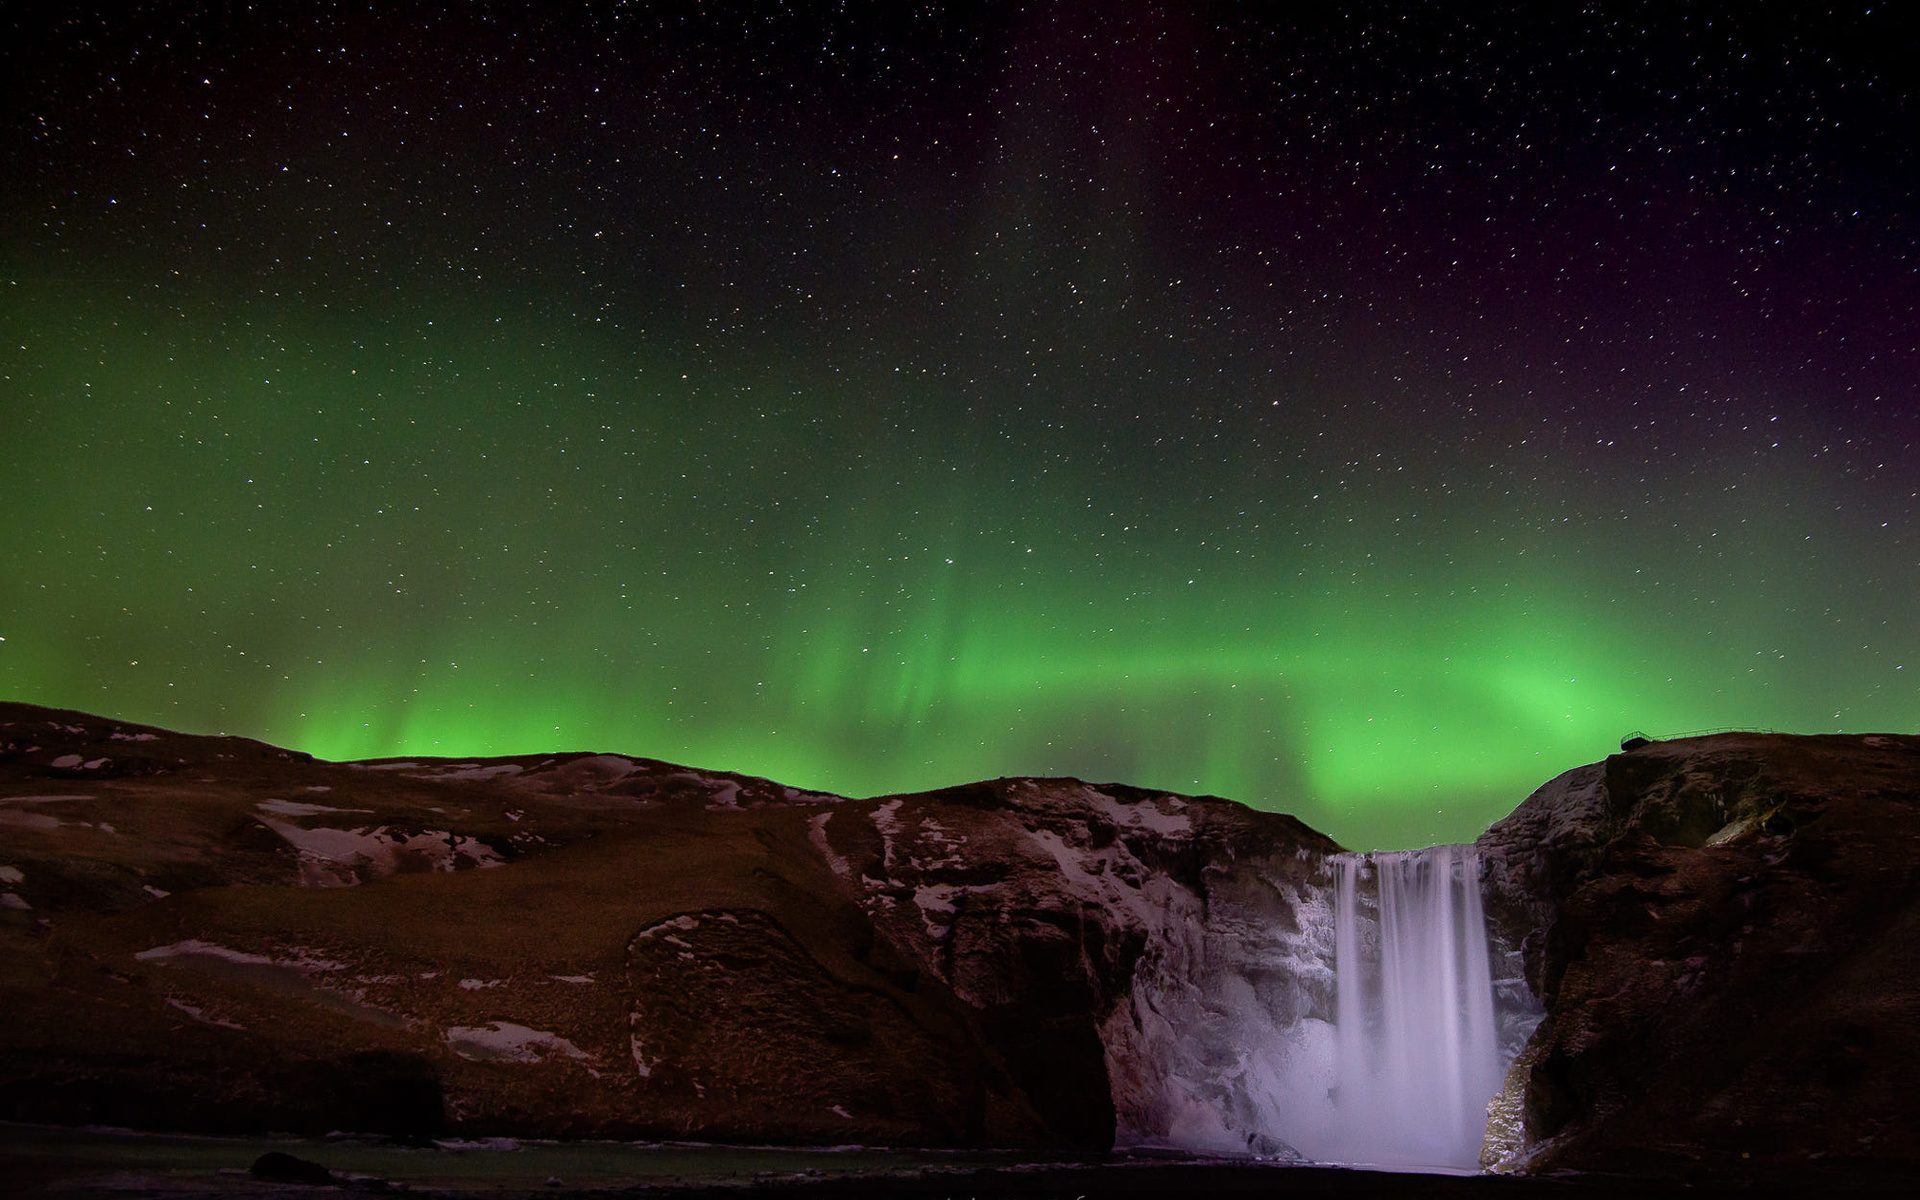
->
[[812, 778, 1347, 1155], [0, 701, 1338, 1152], [1478, 732, 1920, 1179], [6, 702, 1916, 1179]]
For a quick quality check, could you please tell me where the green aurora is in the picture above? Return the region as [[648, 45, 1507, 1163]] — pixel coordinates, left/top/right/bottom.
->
[[5, 281, 1911, 850], [4, 4, 1917, 849]]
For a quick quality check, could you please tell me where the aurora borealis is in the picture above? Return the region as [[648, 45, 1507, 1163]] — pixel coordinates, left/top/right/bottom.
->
[[4, 3, 1916, 848]]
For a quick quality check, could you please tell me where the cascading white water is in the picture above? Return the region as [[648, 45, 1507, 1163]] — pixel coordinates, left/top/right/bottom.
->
[[1326, 844, 1504, 1170], [1105, 839, 1536, 1169]]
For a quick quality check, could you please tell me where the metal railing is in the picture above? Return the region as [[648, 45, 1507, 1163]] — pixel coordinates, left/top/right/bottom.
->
[[1620, 726, 1790, 748]]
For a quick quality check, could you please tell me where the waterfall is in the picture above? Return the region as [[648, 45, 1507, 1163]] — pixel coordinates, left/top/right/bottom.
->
[[1105, 840, 1533, 1170], [1324, 844, 1504, 1170]]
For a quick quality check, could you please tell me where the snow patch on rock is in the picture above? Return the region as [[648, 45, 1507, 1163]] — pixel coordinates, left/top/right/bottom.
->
[[257, 798, 371, 817], [809, 811, 850, 877], [870, 799, 903, 872], [636, 914, 700, 941], [445, 1022, 590, 1064], [907, 817, 966, 870], [912, 883, 964, 938], [165, 998, 243, 1029], [1088, 789, 1193, 837], [136, 940, 343, 972], [629, 1034, 662, 1079], [1024, 828, 1159, 930], [254, 814, 504, 886], [782, 786, 839, 805]]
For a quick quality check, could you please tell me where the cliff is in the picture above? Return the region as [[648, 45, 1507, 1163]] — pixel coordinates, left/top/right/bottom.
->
[[0, 700, 1337, 1152], [1478, 732, 1920, 1179], [5, 701, 1917, 1182]]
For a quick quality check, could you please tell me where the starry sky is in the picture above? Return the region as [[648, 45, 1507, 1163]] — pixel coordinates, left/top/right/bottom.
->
[[4, 2, 1916, 849]]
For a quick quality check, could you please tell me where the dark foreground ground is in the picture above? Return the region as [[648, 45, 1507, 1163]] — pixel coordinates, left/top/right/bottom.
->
[[5, 1125, 1918, 1200]]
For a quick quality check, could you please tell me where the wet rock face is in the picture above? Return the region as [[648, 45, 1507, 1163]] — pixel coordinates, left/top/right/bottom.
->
[[1478, 733, 1920, 1179]]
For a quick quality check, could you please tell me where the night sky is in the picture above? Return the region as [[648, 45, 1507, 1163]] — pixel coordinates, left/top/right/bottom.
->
[[4, 2, 1917, 849]]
